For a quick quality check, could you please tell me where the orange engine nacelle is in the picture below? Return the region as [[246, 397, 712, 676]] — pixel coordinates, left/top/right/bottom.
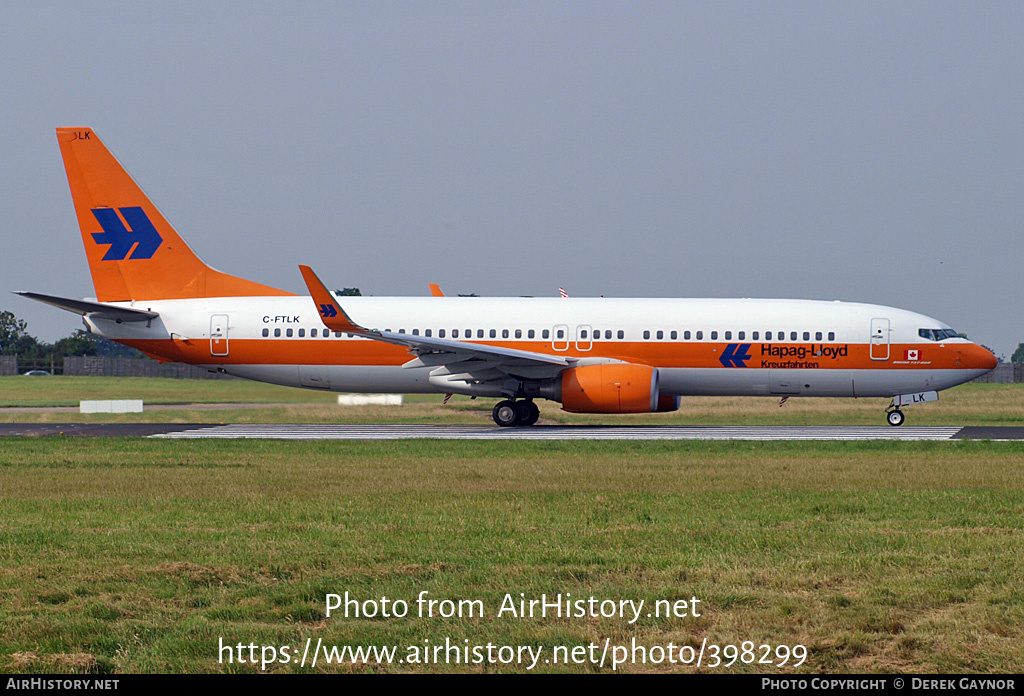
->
[[560, 363, 660, 414]]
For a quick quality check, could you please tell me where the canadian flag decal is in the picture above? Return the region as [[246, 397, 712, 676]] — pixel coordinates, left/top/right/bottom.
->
[[905, 349, 920, 361]]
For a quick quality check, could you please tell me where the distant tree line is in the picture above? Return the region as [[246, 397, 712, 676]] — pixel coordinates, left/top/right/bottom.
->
[[0, 310, 142, 361]]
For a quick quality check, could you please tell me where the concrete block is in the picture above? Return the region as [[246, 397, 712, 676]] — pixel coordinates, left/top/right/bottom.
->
[[80, 400, 144, 413], [336, 394, 403, 406]]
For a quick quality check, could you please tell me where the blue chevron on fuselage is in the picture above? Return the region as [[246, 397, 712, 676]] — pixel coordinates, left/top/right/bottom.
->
[[719, 343, 752, 368]]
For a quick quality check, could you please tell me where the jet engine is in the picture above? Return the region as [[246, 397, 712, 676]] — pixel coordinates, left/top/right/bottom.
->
[[559, 363, 661, 414]]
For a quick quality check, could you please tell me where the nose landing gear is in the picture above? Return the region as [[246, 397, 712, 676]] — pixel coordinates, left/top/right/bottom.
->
[[885, 391, 939, 426], [492, 399, 540, 427], [885, 408, 905, 427]]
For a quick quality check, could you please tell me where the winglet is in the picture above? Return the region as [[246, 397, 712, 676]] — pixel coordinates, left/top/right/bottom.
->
[[298, 265, 366, 334], [428, 283, 445, 297]]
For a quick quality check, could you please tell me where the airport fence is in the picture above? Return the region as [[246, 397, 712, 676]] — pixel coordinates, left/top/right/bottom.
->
[[969, 363, 1022, 384], [62, 356, 234, 379], [0, 356, 16, 376]]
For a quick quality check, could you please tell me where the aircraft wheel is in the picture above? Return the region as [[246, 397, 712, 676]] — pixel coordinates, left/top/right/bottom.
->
[[493, 400, 521, 427], [517, 400, 540, 426], [886, 409, 905, 427]]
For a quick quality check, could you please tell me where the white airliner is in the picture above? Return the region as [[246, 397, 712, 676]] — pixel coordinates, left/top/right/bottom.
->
[[18, 128, 996, 427]]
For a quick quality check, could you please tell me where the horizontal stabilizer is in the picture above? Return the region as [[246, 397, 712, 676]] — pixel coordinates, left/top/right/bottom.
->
[[14, 291, 158, 322]]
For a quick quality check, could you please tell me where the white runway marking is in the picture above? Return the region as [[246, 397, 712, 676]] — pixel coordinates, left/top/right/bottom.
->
[[152, 424, 964, 441]]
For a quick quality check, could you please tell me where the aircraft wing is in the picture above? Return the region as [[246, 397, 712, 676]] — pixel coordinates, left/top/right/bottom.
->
[[298, 266, 574, 380], [14, 291, 159, 322]]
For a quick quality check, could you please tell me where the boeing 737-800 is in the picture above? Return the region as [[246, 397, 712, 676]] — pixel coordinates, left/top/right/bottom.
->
[[17, 128, 997, 427]]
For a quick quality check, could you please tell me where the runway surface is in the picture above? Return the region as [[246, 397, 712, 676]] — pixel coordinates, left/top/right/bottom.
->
[[2, 424, 1021, 440], [154, 424, 970, 440]]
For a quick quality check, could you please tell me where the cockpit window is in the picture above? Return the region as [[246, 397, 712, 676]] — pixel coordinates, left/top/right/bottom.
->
[[919, 328, 959, 341]]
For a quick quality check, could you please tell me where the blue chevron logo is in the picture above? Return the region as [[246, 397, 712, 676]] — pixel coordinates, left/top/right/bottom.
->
[[319, 303, 338, 318], [719, 343, 752, 367], [90, 207, 163, 261]]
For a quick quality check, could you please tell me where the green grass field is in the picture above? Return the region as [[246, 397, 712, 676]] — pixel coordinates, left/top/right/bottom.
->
[[2, 438, 1023, 673], [1, 378, 1022, 673]]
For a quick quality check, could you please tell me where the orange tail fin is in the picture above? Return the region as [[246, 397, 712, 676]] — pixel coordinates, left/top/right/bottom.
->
[[56, 128, 293, 301]]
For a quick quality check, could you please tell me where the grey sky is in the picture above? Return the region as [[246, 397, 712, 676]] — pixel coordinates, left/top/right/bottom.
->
[[2, 1, 1022, 357]]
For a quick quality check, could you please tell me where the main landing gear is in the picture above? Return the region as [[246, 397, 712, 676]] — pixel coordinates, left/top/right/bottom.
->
[[492, 399, 540, 427]]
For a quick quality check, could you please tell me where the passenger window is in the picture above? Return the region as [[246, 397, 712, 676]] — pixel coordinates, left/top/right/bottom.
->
[[425, 329, 432, 337], [335, 332, 342, 338], [803, 331, 810, 340], [412, 329, 420, 336], [477, 329, 484, 338], [527, 329, 534, 338], [311, 329, 318, 338], [556, 329, 564, 339], [543, 329, 550, 339], [581, 329, 588, 339], [643, 330, 651, 340], [711, 331, 718, 340], [399, 329, 406, 334], [752, 331, 758, 340], [286, 329, 293, 337], [725, 331, 732, 340], [790, 332, 797, 341], [670, 330, 677, 340], [828, 331, 835, 341], [490, 329, 497, 338], [738, 331, 745, 340], [605, 330, 612, 339], [684, 330, 691, 340], [696, 331, 703, 340], [617, 330, 624, 339], [274, 328, 281, 337], [262, 328, 269, 337], [439, 329, 445, 338], [656, 330, 663, 340], [765, 331, 772, 340], [298, 329, 305, 337]]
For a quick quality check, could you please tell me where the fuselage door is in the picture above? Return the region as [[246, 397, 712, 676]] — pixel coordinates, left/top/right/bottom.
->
[[870, 317, 889, 361], [552, 324, 569, 351], [211, 314, 229, 357]]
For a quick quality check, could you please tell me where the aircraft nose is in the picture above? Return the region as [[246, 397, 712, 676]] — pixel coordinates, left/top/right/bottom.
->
[[964, 343, 998, 371]]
